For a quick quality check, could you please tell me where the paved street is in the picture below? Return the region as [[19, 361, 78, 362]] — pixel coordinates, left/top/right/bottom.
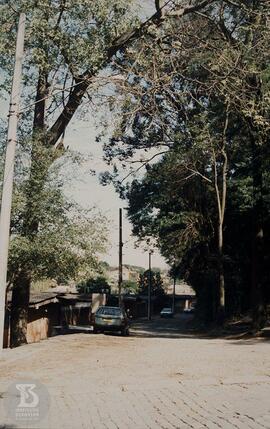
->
[[0, 314, 270, 429]]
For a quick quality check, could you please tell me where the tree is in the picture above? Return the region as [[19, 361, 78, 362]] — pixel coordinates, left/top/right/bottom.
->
[[124, 126, 270, 322], [122, 280, 138, 294], [77, 276, 111, 295], [102, 0, 270, 327], [5, 154, 109, 346], [138, 270, 165, 297]]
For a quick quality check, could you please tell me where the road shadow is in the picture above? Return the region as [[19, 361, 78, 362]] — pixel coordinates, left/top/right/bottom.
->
[[130, 314, 270, 343], [0, 425, 20, 428], [130, 314, 205, 339], [51, 316, 270, 344], [52, 325, 93, 336]]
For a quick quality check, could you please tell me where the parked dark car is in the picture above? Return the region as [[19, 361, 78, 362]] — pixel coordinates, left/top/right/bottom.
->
[[93, 306, 130, 336], [160, 307, 174, 318]]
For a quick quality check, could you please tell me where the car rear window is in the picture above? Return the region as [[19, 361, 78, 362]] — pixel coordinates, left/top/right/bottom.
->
[[96, 307, 122, 316]]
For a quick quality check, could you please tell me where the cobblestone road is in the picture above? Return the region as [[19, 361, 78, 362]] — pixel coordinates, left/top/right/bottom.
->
[[0, 315, 269, 429]]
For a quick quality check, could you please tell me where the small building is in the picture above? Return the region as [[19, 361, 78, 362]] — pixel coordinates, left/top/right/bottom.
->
[[107, 293, 161, 318], [166, 282, 196, 311], [4, 290, 107, 347], [4, 292, 60, 347], [27, 292, 60, 343], [58, 292, 94, 326]]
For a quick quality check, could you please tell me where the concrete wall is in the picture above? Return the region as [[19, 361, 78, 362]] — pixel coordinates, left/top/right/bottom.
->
[[91, 293, 106, 313]]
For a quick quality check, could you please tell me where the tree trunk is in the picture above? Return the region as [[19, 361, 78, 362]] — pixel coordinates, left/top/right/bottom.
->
[[217, 222, 225, 324], [251, 137, 266, 331], [10, 271, 31, 347], [213, 107, 229, 324], [10, 72, 48, 347]]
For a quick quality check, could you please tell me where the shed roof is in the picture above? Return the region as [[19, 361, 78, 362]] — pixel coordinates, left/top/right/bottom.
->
[[57, 293, 92, 302], [6, 291, 59, 306]]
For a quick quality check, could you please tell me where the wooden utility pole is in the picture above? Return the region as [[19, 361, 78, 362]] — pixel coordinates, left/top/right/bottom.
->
[[118, 208, 123, 307], [0, 13, 26, 351], [148, 251, 152, 321], [172, 260, 176, 313], [172, 274, 176, 313]]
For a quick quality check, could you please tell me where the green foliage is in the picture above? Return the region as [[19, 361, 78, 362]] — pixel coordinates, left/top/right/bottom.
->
[[0, 0, 136, 289], [101, 1, 270, 323], [122, 279, 138, 294], [138, 270, 165, 297], [7, 168, 109, 284], [0, 0, 136, 81], [77, 276, 111, 294], [0, 0, 138, 177], [127, 148, 214, 264]]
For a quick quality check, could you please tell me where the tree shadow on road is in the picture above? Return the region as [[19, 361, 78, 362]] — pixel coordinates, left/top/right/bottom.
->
[[130, 314, 207, 339], [0, 425, 20, 428], [130, 314, 270, 343]]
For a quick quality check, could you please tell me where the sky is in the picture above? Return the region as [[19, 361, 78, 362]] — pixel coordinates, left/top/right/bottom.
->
[[63, 115, 167, 270], [0, 0, 168, 270]]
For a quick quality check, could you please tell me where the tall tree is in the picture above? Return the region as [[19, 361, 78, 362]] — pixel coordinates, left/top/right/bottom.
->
[[102, 0, 270, 326]]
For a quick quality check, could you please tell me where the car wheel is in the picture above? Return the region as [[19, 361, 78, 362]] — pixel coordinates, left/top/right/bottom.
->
[[93, 327, 99, 334]]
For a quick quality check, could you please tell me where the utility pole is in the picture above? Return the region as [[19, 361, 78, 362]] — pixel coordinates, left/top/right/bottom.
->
[[148, 251, 153, 321], [118, 208, 123, 307], [0, 13, 26, 351], [172, 259, 176, 313], [172, 273, 176, 313]]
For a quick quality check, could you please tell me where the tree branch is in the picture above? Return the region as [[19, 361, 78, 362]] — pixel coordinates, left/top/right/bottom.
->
[[121, 150, 168, 183], [46, 0, 215, 147], [183, 165, 212, 184], [167, 0, 215, 18]]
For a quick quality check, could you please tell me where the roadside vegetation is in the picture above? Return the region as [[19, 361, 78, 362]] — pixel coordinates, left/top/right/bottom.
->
[[102, 1, 270, 329]]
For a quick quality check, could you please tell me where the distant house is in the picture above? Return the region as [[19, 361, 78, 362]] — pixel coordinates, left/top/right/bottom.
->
[[107, 294, 148, 318], [57, 292, 106, 325], [166, 282, 196, 310]]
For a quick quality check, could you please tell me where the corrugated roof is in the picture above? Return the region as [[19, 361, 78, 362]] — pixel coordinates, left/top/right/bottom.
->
[[29, 292, 59, 304], [6, 291, 59, 305], [57, 293, 92, 302]]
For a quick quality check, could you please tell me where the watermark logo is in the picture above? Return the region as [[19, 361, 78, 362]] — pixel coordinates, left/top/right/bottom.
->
[[16, 383, 40, 408], [4, 379, 50, 425]]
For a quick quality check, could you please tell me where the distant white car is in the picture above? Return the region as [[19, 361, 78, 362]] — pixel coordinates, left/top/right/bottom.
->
[[160, 308, 174, 318]]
